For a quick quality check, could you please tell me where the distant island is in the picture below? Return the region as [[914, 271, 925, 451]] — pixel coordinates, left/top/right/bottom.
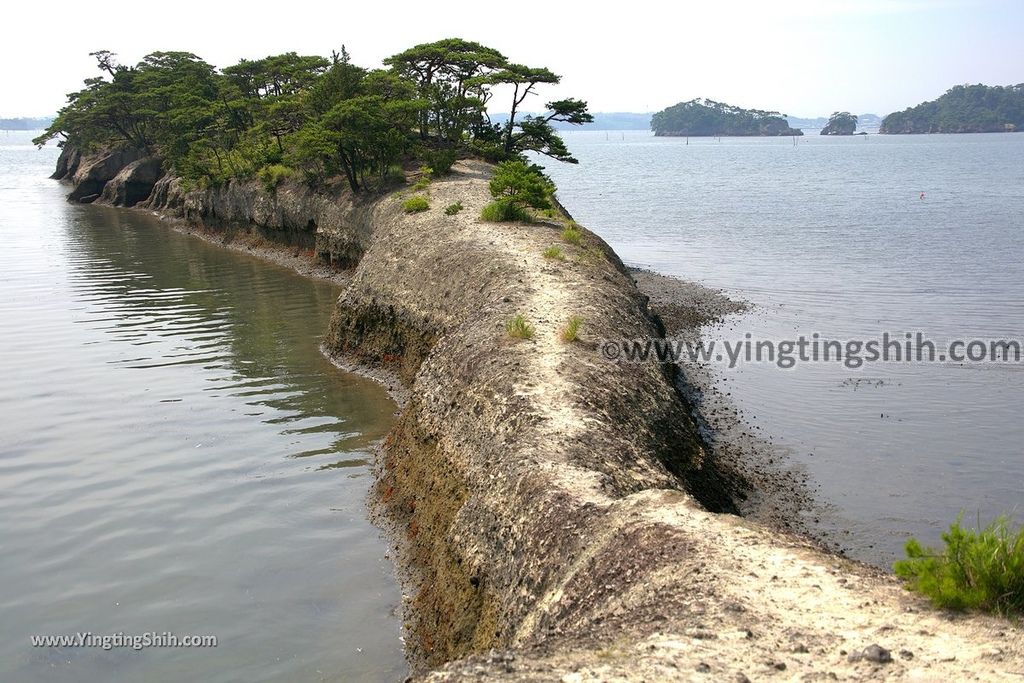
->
[[788, 113, 881, 131], [491, 111, 652, 131], [651, 99, 803, 137], [881, 84, 1024, 134], [1, 117, 53, 131], [820, 111, 858, 135], [552, 112, 651, 131]]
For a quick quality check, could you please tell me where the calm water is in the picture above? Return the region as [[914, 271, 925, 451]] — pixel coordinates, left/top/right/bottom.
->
[[545, 130, 1024, 567], [0, 132, 405, 682]]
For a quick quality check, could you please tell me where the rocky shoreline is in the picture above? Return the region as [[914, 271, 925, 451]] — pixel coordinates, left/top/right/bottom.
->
[[52, 147, 1024, 681]]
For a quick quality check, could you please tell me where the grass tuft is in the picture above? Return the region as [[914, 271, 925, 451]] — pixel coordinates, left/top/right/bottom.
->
[[403, 195, 430, 213], [505, 314, 535, 340], [444, 201, 464, 216], [481, 199, 532, 223], [542, 245, 565, 261], [561, 221, 584, 245], [560, 316, 583, 343], [894, 513, 1024, 615], [578, 245, 606, 265]]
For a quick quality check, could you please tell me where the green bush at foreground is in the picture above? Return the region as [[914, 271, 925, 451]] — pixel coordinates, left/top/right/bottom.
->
[[894, 514, 1024, 615], [481, 199, 532, 223], [403, 195, 430, 213], [561, 221, 583, 245]]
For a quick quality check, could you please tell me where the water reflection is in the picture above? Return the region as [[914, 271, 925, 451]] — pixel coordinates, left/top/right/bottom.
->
[[0, 135, 405, 683]]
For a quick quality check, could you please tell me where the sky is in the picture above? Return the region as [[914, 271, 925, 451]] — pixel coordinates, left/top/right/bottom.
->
[[2, 0, 1022, 119]]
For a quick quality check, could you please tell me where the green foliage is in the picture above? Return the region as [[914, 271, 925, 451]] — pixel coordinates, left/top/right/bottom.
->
[[542, 245, 565, 261], [651, 98, 803, 137], [468, 139, 509, 163], [881, 84, 1024, 133], [444, 201, 463, 215], [420, 147, 458, 175], [560, 316, 583, 343], [385, 38, 507, 144], [480, 199, 531, 223], [35, 50, 221, 158], [411, 165, 432, 190], [821, 111, 858, 136], [403, 195, 430, 213], [561, 221, 583, 245], [38, 40, 589, 194], [384, 164, 406, 184], [488, 160, 553, 209], [505, 314, 534, 340], [894, 514, 1024, 615], [257, 164, 295, 192]]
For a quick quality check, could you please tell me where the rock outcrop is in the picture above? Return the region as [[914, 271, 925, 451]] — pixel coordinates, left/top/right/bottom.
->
[[58, 148, 371, 268], [67, 147, 145, 203], [50, 145, 81, 181], [142, 178, 373, 268], [98, 156, 165, 207], [324, 161, 1024, 681]]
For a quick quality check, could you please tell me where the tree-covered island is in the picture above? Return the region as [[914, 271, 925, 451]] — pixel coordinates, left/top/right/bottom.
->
[[34, 39, 593, 193], [650, 99, 803, 137], [820, 111, 858, 135], [880, 84, 1024, 134]]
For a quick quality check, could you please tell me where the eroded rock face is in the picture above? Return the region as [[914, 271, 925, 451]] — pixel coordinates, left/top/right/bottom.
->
[[58, 145, 373, 267], [50, 145, 82, 181], [98, 157, 165, 207], [323, 161, 1024, 682], [67, 147, 145, 202], [142, 177, 372, 268]]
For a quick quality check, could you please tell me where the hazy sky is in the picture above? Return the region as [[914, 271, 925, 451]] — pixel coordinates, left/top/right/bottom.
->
[[3, 0, 1022, 118]]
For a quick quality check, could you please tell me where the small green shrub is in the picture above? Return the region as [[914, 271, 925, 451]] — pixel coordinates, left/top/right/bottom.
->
[[894, 514, 1024, 615], [422, 147, 458, 175], [505, 314, 535, 340], [489, 160, 554, 210], [542, 245, 565, 261], [257, 164, 295, 193], [560, 316, 583, 342], [469, 139, 509, 163], [481, 199, 532, 223], [403, 195, 430, 213], [444, 201, 464, 216], [561, 221, 584, 245]]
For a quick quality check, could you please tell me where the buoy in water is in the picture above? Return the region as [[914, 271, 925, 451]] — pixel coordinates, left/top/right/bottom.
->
[[920, 192, 926, 200]]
